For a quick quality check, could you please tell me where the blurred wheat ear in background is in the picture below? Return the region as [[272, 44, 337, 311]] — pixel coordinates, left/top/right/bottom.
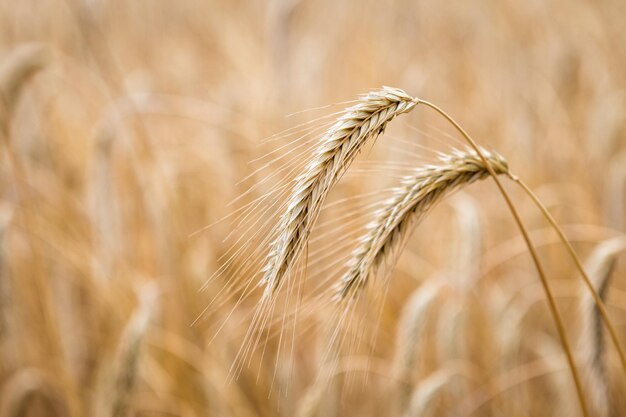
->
[[578, 237, 626, 417]]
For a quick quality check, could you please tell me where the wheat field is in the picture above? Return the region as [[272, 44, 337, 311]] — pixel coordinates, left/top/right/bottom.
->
[[1, 1, 626, 416]]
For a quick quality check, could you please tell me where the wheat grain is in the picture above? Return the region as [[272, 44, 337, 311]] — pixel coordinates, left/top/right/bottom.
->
[[337, 148, 509, 299]]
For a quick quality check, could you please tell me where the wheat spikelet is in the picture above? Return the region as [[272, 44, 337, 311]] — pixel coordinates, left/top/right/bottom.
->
[[261, 87, 417, 294], [337, 148, 510, 299], [578, 236, 626, 417]]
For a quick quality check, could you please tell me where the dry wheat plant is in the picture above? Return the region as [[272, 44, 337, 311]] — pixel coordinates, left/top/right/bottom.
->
[[1, 1, 626, 417]]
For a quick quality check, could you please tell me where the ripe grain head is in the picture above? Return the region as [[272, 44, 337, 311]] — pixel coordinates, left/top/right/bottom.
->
[[261, 87, 418, 295], [337, 148, 510, 300]]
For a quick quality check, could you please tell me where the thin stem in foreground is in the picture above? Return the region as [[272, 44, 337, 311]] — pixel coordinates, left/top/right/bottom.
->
[[514, 177, 626, 377], [417, 99, 589, 417]]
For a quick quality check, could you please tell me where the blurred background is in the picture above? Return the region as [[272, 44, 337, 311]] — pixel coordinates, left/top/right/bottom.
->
[[1, 0, 626, 416]]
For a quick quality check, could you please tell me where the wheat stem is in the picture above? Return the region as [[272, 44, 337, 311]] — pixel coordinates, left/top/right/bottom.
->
[[338, 148, 509, 299], [514, 178, 626, 379]]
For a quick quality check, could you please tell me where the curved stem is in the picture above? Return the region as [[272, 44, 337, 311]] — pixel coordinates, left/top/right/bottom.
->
[[417, 99, 589, 417], [515, 177, 626, 375]]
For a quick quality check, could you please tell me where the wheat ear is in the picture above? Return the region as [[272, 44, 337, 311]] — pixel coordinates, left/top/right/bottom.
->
[[261, 87, 417, 294], [337, 148, 509, 299], [415, 99, 588, 417], [579, 237, 626, 417], [392, 279, 447, 414], [514, 177, 626, 380], [0, 44, 48, 122], [404, 369, 457, 417], [93, 284, 159, 417]]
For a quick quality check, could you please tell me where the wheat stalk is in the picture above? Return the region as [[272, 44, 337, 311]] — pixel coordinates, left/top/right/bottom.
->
[[261, 87, 417, 294], [337, 148, 509, 299], [417, 99, 590, 417], [515, 177, 626, 382]]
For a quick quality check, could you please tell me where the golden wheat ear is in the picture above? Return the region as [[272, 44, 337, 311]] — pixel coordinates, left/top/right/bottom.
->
[[336, 148, 509, 300], [92, 284, 159, 417], [261, 87, 417, 295], [0, 43, 48, 119], [404, 368, 459, 417], [579, 237, 626, 417]]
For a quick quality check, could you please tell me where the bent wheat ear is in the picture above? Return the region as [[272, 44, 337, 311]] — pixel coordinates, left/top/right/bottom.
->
[[261, 87, 417, 294], [338, 148, 509, 299], [404, 369, 456, 417], [392, 279, 447, 414]]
